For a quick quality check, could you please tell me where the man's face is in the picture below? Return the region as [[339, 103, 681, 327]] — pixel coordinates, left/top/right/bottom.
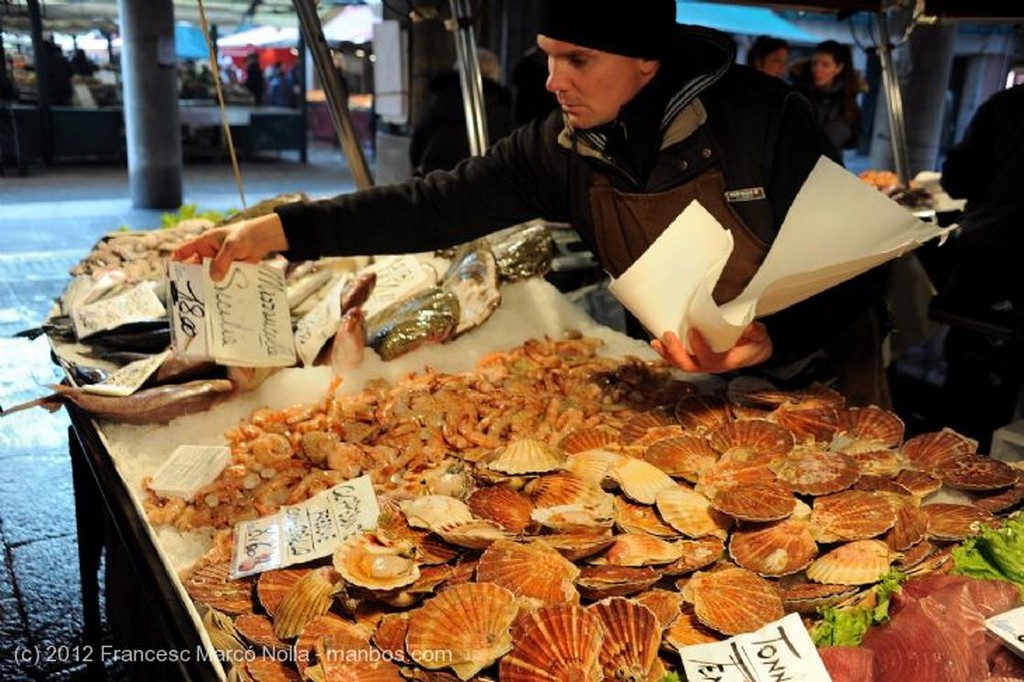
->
[[538, 34, 659, 130]]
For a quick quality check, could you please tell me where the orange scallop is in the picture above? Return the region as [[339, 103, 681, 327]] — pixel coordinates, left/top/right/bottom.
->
[[778, 583, 859, 614], [660, 537, 726, 576], [575, 565, 661, 600], [770, 404, 838, 444], [902, 429, 976, 472], [499, 603, 603, 682], [558, 426, 620, 454], [468, 485, 534, 533], [893, 469, 943, 498], [372, 613, 409, 660], [847, 449, 906, 477], [255, 568, 307, 617], [695, 447, 779, 498], [809, 490, 896, 542], [854, 474, 913, 496], [895, 539, 940, 572], [684, 567, 785, 636], [973, 480, 1024, 514], [728, 518, 818, 577], [619, 411, 674, 445], [181, 558, 254, 615], [884, 504, 929, 551], [772, 450, 860, 496], [233, 613, 288, 653], [604, 534, 684, 567], [674, 395, 733, 431], [806, 540, 892, 585], [634, 589, 686, 631], [837, 406, 905, 447], [710, 482, 796, 522], [644, 435, 719, 482], [477, 539, 580, 605], [614, 497, 679, 537], [538, 533, 617, 562], [526, 471, 614, 511], [294, 614, 369, 681], [663, 606, 722, 651], [656, 486, 732, 540], [923, 503, 996, 540], [434, 518, 507, 549], [589, 598, 660, 682], [708, 419, 794, 458], [937, 455, 1019, 491], [609, 456, 677, 505], [632, 425, 688, 447]]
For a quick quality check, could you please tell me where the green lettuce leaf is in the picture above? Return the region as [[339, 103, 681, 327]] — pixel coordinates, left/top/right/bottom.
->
[[811, 570, 907, 647], [953, 513, 1024, 592]]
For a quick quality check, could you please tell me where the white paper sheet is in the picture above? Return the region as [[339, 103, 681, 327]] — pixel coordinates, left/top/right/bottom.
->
[[610, 156, 952, 353]]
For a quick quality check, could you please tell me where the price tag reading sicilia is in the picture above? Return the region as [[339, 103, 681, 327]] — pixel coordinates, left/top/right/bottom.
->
[[987, 605, 1024, 657], [230, 475, 379, 579], [678, 613, 831, 682]]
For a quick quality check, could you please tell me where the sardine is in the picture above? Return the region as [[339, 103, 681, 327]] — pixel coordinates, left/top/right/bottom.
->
[[366, 288, 460, 361], [4, 379, 236, 425], [441, 247, 500, 336], [331, 308, 366, 374], [341, 271, 377, 314], [86, 324, 171, 353]]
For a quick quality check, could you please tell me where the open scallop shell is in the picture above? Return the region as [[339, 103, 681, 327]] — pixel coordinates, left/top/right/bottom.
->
[[684, 567, 785, 635], [538, 533, 617, 562], [895, 539, 940, 572], [575, 565, 661, 600], [893, 469, 943, 497], [467, 485, 534, 533], [562, 450, 623, 486], [708, 419, 794, 458], [661, 537, 725, 576], [634, 589, 686, 631], [643, 435, 719, 482], [937, 455, 1019, 491], [273, 567, 337, 640], [293, 614, 370, 681], [778, 583, 859, 613], [589, 598, 660, 682], [854, 474, 913, 496], [770, 404, 838, 443], [618, 411, 674, 445], [771, 450, 860, 496], [308, 625, 403, 682], [728, 518, 818, 577], [604, 534, 684, 566], [656, 486, 732, 539], [695, 448, 779, 498], [614, 497, 679, 537], [256, 568, 307, 617], [902, 428, 976, 472], [923, 503, 996, 540], [234, 613, 288, 653], [744, 384, 845, 410], [181, 558, 255, 615], [433, 519, 506, 549], [488, 438, 567, 474], [806, 540, 892, 585], [674, 395, 733, 431], [526, 472, 614, 511], [499, 603, 603, 682], [406, 582, 519, 679], [374, 505, 459, 566], [884, 504, 929, 551], [558, 427, 620, 454], [847, 449, 906, 477], [477, 539, 580, 605], [608, 456, 677, 504], [710, 482, 796, 522], [973, 480, 1024, 514], [372, 612, 410, 660], [663, 606, 722, 651], [332, 534, 420, 591], [374, 564, 454, 610], [809, 490, 896, 542], [837, 406, 905, 447], [400, 495, 474, 532]]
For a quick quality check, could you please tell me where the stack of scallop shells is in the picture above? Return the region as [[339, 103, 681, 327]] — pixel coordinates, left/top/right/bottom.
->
[[179, 343, 1023, 681]]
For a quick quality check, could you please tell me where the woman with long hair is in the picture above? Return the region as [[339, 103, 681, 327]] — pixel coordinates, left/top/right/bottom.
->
[[793, 40, 862, 152]]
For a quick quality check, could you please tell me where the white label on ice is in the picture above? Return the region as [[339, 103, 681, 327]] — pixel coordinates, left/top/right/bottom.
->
[[230, 475, 379, 579], [987, 605, 1024, 657], [168, 261, 210, 359], [363, 255, 435, 320], [679, 613, 831, 682], [149, 444, 232, 501], [81, 350, 170, 396], [71, 283, 166, 339], [294, 275, 350, 367]]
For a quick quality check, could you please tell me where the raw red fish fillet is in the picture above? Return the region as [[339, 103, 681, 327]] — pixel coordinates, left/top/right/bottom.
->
[[819, 646, 876, 682]]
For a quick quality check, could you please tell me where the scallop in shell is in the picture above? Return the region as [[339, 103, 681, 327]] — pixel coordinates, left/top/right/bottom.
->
[[973, 480, 1024, 514], [661, 537, 725, 576], [631, 424, 688, 447], [728, 518, 818, 577], [683, 567, 785, 635], [604, 533, 684, 567], [477, 539, 580, 605], [558, 427, 619, 454], [854, 474, 912, 496], [488, 438, 567, 474], [468, 486, 534, 533], [293, 614, 370, 680], [307, 624, 403, 682], [923, 503, 996, 540], [538, 533, 617, 562], [656, 486, 731, 539], [234, 614, 288, 653], [181, 558, 255, 615], [902, 429, 976, 472], [695, 447, 779, 498], [806, 540, 892, 585], [884, 503, 929, 551], [634, 589, 686, 631], [433, 519, 506, 549], [531, 504, 615, 533], [588, 597, 660, 682], [372, 612, 409, 660], [708, 419, 794, 458], [663, 607, 722, 651], [619, 411, 674, 445], [256, 568, 307, 617], [837, 406, 905, 447], [562, 449, 623, 486], [608, 456, 676, 505], [674, 395, 733, 431], [893, 469, 943, 498], [406, 582, 519, 680], [400, 495, 474, 532], [332, 533, 420, 591], [809, 490, 896, 542], [526, 472, 614, 511], [847, 449, 906, 477], [778, 583, 859, 614], [895, 539, 940, 572], [771, 449, 860, 496], [643, 435, 719, 482], [937, 455, 1019, 491], [272, 567, 337, 640], [499, 603, 603, 682], [710, 481, 796, 522], [770, 404, 838, 443], [614, 497, 679, 537], [575, 565, 661, 600]]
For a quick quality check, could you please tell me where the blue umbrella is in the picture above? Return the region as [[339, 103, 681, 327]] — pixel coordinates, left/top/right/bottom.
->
[[175, 24, 210, 60]]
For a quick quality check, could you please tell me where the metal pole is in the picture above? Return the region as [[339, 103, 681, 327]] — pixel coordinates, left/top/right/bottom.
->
[[448, 0, 488, 156], [292, 0, 374, 189], [874, 11, 911, 187], [26, 0, 51, 165]]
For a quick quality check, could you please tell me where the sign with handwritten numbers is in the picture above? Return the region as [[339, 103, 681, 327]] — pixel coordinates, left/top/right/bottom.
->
[[230, 476, 379, 579], [71, 282, 166, 339], [987, 605, 1024, 658], [679, 613, 831, 682], [167, 260, 296, 367]]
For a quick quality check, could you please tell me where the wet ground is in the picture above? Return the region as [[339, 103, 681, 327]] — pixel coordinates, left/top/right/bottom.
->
[[0, 144, 356, 680]]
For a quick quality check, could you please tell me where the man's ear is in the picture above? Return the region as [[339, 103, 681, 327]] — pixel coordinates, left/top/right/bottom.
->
[[639, 59, 660, 78]]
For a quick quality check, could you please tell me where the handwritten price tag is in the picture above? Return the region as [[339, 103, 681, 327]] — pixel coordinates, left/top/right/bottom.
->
[[71, 283, 166, 339], [168, 261, 209, 358]]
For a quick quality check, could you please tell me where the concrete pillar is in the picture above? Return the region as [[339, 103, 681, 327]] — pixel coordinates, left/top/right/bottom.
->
[[118, 0, 182, 208], [902, 23, 956, 174]]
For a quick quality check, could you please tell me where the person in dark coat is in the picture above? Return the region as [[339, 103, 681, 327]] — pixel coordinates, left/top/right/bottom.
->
[[409, 48, 518, 175], [792, 40, 862, 153], [746, 35, 789, 79], [173, 0, 889, 405], [245, 53, 264, 105]]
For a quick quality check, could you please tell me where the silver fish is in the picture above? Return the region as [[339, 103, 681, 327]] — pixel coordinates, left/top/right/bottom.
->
[[366, 288, 460, 361], [487, 221, 555, 282]]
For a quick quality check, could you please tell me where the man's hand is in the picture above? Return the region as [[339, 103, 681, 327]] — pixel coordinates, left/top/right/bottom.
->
[[170, 213, 289, 281], [651, 322, 773, 374]]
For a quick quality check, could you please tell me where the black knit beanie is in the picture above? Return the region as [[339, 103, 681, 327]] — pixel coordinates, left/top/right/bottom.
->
[[537, 0, 677, 59]]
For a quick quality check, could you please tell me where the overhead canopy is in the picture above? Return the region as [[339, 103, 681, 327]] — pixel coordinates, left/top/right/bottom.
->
[[676, 1, 822, 43]]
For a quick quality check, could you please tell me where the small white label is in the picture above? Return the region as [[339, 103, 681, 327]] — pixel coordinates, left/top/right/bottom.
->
[[231, 475, 379, 579], [987, 605, 1024, 657], [150, 444, 232, 501], [679, 613, 831, 682], [363, 255, 435, 320], [71, 283, 166, 339], [294, 275, 350, 367], [82, 350, 171, 396]]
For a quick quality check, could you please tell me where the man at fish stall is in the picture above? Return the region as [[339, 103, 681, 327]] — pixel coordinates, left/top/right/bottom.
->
[[173, 0, 890, 407]]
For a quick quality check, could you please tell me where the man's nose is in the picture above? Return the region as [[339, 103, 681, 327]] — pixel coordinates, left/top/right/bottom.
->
[[545, 61, 564, 93]]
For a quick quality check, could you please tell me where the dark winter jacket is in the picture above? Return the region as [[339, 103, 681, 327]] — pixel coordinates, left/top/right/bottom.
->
[[276, 25, 886, 367], [409, 72, 518, 175], [794, 77, 859, 152]]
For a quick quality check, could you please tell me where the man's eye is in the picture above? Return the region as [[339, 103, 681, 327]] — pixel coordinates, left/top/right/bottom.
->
[[569, 56, 587, 68]]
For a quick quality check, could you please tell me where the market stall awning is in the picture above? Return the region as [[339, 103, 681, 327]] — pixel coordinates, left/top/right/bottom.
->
[[175, 25, 208, 60], [676, 1, 822, 43]]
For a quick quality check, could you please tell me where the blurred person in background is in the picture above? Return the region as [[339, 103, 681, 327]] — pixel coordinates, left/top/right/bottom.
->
[[245, 53, 264, 104], [746, 36, 789, 79], [792, 40, 862, 153]]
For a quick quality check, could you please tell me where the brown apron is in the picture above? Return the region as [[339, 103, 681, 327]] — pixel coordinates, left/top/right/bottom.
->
[[588, 167, 891, 408]]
